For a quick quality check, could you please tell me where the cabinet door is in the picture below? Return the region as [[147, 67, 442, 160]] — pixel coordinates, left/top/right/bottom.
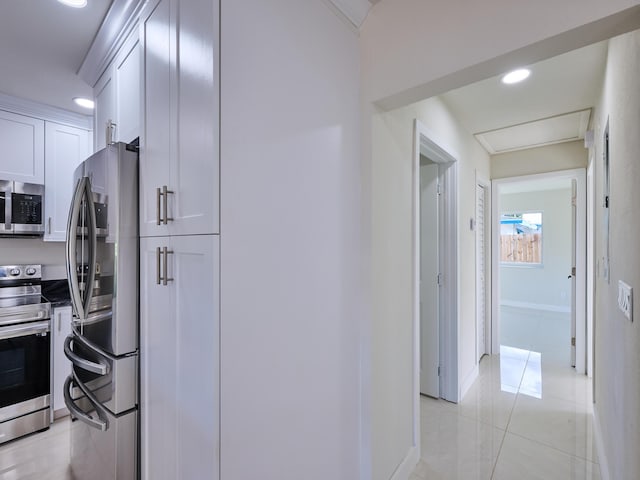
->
[[140, 0, 219, 238], [51, 306, 73, 418], [173, 0, 219, 235], [140, 0, 172, 238], [0, 110, 45, 183], [94, 68, 116, 151], [44, 122, 90, 241], [141, 234, 219, 480], [115, 31, 141, 145]]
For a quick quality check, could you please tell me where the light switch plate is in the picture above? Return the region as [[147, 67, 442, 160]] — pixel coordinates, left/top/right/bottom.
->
[[618, 280, 633, 322]]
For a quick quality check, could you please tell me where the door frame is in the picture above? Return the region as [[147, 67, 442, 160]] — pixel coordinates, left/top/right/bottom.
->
[[475, 176, 491, 363], [413, 119, 458, 408], [490, 168, 588, 374]]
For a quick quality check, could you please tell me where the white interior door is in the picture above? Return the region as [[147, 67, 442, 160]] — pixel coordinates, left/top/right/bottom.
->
[[420, 162, 440, 398], [476, 184, 487, 361], [571, 179, 577, 367]]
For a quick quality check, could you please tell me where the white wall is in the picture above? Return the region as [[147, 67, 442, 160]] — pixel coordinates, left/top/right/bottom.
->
[[219, 1, 362, 479], [492, 141, 588, 180], [0, 238, 65, 266], [371, 96, 489, 480], [500, 189, 572, 310], [591, 29, 640, 480], [361, 0, 640, 107]]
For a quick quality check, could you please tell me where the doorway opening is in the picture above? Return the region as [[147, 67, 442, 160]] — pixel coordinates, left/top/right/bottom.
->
[[491, 169, 588, 377], [414, 119, 458, 403]]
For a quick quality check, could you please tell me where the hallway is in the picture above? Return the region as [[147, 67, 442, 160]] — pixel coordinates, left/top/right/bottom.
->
[[411, 347, 597, 479]]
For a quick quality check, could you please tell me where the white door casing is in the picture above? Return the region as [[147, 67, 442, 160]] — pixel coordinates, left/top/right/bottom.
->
[[476, 183, 487, 361], [419, 162, 440, 398]]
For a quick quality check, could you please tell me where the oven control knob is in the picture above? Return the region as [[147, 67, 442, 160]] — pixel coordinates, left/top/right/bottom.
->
[[9, 268, 20, 276], [26, 267, 36, 276]]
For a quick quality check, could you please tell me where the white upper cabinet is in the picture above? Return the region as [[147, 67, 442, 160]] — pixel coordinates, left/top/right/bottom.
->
[[93, 28, 141, 151], [140, 0, 219, 237], [44, 122, 91, 241], [0, 110, 45, 184], [94, 69, 115, 151], [115, 36, 141, 145]]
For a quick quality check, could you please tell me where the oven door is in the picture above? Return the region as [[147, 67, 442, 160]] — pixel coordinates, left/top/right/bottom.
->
[[11, 182, 44, 235], [0, 321, 50, 417]]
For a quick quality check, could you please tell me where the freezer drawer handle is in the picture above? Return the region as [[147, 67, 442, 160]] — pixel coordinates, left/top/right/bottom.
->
[[64, 335, 110, 375], [64, 374, 109, 432]]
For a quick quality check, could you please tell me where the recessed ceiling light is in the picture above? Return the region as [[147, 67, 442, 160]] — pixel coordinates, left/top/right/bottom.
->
[[57, 0, 87, 8], [73, 97, 95, 109], [501, 68, 531, 85]]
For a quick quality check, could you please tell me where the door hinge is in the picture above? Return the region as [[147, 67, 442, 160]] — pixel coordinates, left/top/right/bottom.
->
[[572, 266, 576, 276], [437, 183, 443, 196], [571, 337, 576, 347], [604, 195, 609, 208], [437, 273, 443, 286], [438, 366, 441, 377]]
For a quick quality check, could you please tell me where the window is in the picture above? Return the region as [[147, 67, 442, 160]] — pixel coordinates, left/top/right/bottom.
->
[[500, 212, 542, 265]]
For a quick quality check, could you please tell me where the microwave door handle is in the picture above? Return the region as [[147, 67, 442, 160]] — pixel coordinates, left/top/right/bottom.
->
[[63, 334, 109, 376], [66, 177, 88, 319], [63, 375, 109, 432], [83, 179, 98, 318]]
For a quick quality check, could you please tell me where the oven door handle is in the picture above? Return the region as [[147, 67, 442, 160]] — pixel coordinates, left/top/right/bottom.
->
[[64, 335, 110, 376], [64, 374, 109, 432], [0, 320, 49, 340]]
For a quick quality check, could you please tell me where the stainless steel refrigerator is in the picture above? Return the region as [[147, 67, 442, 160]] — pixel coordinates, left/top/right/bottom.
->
[[63, 142, 139, 480]]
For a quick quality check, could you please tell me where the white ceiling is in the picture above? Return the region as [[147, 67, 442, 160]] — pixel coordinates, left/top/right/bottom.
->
[[0, 0, 112, 115], [441, 40, 608, 153]]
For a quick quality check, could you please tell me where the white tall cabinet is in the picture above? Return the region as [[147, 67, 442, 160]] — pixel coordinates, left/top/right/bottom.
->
[[140, 235, 219, 480], [139, 0, 219, 238], [139, 0, 220, 478]]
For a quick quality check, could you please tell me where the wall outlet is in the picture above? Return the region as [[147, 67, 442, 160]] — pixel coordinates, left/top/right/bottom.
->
[[618, 280, 633, 322]]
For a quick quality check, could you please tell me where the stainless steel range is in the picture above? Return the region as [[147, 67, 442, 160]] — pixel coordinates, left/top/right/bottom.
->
[[0, 264, 51, 444]]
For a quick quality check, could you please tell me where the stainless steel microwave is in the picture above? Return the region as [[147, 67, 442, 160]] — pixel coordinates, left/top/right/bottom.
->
[[0, 181, 45, 236]]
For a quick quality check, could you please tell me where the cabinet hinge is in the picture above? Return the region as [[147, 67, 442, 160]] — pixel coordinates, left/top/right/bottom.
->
[[437, 183, 443, 196], [571, 337, 576, 347]]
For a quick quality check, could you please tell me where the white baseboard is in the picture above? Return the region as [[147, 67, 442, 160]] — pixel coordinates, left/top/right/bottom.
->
[[593, 406, 610, 480], [500, 300, 571, 313], [459, 364, 479, 401], [389, 445, 420, 480]]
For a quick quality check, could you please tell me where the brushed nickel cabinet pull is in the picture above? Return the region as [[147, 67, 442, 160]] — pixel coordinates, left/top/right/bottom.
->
[[156, 187, 162, 226], [162, 185, 174, 224], [156, 247, 162, 285], [162, 246, 174, 286]]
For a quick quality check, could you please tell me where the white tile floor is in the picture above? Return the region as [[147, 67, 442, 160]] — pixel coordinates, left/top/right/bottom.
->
[[411, 307, 597, 480], [0, 415, 72, 479], [1, 307, 594, 480]]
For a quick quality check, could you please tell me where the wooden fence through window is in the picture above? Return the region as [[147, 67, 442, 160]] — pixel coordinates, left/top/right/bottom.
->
[[500, 233, 541, 263]]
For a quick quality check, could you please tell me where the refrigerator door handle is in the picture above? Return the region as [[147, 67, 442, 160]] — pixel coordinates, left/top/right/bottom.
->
[[64, 334, 110, 376], [83, 178, 98, 318], [64, 374, 109, 432], [66, 177, 88, 319]]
